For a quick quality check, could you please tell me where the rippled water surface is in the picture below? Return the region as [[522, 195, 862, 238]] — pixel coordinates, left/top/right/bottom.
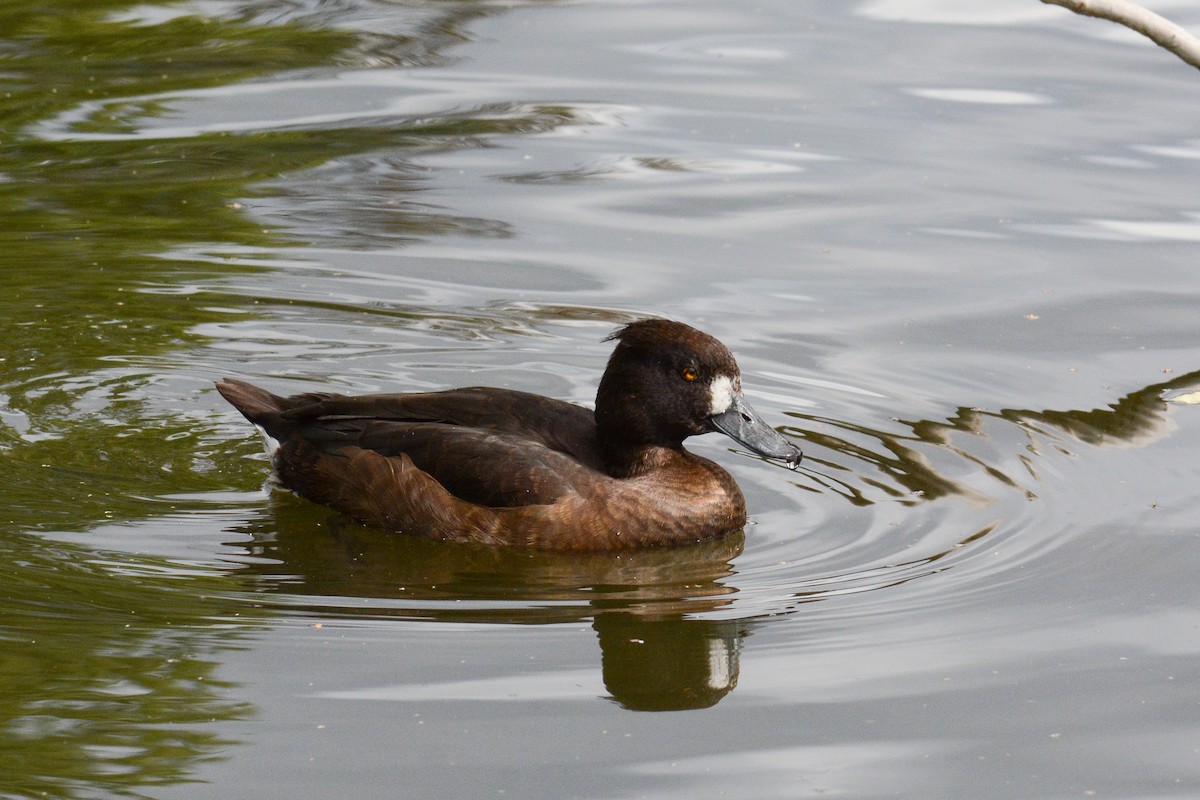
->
[[3, 0, 1200, 797]]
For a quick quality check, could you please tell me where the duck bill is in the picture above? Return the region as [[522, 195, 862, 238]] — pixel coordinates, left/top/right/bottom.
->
[[708, 394, 803, 469]]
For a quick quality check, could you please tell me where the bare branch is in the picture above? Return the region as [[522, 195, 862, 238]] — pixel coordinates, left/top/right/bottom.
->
[[1042, 0, 1200, 71]]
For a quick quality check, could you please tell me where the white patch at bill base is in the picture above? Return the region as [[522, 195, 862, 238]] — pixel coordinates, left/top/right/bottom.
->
[[708, 374, 737, 415]]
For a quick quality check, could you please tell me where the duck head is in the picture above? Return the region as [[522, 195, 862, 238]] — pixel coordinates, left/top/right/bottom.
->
[[595, 319, 803, 476]]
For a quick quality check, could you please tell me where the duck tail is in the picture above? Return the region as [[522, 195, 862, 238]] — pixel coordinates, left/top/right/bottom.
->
[[217, 378, 297, 464], [215, 378, 285, 424]]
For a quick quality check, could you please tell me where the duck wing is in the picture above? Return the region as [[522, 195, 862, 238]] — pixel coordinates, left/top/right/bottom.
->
[[280, 386, 602, 468], [303, 419, 603, 508], [217, 379, 605, 509]]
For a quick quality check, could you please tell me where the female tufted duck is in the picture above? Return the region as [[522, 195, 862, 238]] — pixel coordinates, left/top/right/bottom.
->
[[216, 319, 801, 549]]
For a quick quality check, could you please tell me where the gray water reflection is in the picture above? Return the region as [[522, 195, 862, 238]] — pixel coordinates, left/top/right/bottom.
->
[[790, 367, 1200, 504]]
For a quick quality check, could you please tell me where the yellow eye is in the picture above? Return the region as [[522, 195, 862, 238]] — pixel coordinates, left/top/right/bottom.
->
[[680, 366, 699, 382]]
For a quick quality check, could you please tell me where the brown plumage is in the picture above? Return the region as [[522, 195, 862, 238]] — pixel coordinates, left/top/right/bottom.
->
[[216, 319, 801, 550]]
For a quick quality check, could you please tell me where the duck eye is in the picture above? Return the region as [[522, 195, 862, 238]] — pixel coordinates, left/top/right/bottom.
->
[[680, 366, 700, 382]]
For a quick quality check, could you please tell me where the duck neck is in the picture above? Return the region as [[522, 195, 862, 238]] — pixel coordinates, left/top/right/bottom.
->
[[595, 401, 688, 479], [600, 440, 686, 479]]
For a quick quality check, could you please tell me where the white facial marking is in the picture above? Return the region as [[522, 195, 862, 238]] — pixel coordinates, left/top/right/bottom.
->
[[708, 374, 738, 415]]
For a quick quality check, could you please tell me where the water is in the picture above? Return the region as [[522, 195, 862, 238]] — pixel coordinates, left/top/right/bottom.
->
[[3, 0, 1200, 797]]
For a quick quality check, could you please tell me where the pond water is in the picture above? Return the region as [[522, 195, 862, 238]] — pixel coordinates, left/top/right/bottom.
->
[[3, 0, 1200, 797]]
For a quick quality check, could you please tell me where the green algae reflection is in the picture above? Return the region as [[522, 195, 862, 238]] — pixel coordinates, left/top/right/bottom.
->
[[0, 0, 556, 795]]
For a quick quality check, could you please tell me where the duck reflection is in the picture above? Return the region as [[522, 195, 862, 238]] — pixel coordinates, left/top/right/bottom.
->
[[239, 502, 747, 711], [593, 612, 746, 712]]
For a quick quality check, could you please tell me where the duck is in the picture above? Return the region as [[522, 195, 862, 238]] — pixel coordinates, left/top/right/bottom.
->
[[216, 318, 802, 550]]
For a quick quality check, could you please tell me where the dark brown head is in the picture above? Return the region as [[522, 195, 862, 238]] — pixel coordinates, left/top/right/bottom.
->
[[595, 319, 802, 476]]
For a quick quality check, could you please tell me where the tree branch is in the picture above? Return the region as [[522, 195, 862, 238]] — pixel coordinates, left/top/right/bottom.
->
[[1042, 0, 1200, 71]]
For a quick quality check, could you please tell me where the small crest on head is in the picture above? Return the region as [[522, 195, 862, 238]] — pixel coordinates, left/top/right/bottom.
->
[[605, 318, 722, 348], [605, 320, 737, 364]]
